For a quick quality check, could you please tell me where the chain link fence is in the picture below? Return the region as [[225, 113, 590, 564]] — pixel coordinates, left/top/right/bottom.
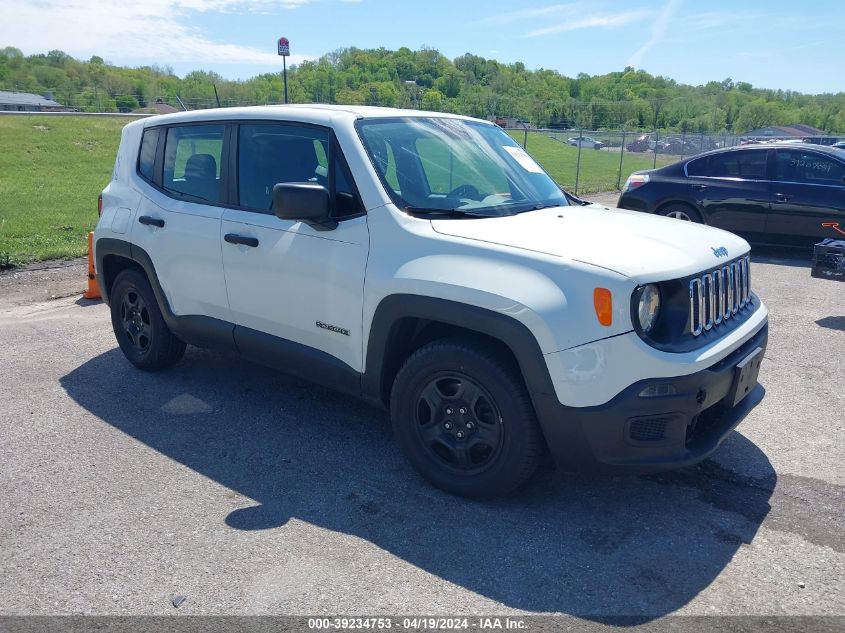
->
[[505, 126, 843, 195], [3, 85, 842, 196]]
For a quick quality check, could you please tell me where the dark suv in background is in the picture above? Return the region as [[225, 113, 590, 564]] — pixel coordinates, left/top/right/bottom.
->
[[617, 144, 845, 246]]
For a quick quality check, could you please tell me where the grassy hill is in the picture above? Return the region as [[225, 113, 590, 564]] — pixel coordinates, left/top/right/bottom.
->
[[0, 115, 136, 266], [0, 114, 672, 267]]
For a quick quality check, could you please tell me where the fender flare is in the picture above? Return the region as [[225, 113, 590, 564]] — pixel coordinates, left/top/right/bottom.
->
[[95, 237, 236, 352], [362, 294, 558, 410]]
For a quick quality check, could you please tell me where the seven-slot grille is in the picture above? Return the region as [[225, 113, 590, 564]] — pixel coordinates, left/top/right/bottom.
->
[[689, 255, 751, 336]]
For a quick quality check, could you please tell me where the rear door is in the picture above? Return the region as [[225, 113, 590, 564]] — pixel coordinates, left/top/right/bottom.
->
[[685, 149, 771, 237], [768, 148, 845, 245], [131, 123, 231, 322]]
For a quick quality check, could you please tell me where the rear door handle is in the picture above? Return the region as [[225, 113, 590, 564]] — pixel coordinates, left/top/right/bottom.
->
[[224, 233, 259, 247], [138, 215, 165, 228], [775, 192, 792, 201], [692, 184, 708, 191]]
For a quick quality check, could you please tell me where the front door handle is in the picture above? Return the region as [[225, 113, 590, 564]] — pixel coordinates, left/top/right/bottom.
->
[[224, 233, 259, 247], [138, 215, 165, 228], [692, 184, 708, 191], [775, 192, 792, 202]]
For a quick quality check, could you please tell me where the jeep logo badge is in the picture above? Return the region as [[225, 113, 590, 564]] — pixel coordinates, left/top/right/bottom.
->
[[711, 246, 729, 258]]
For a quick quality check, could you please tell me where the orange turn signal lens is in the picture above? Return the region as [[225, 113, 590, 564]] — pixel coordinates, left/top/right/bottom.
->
[[593, 288, 613, 326]]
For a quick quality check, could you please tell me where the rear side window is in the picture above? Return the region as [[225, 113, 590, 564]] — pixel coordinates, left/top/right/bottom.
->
[[775, 150, 845, 186], [138, 128, 158, 183], [708, 151, 768, 180], [162, 125, 225, 204], [689, 151, 768, 180]]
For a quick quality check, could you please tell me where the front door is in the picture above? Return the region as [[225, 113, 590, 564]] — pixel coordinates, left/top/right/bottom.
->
[[768, 148, 845, 245], [220, 122, 369, 374]]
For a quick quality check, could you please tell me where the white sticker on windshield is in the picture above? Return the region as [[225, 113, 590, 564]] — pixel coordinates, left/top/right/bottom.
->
[[502, 145, 543, 173]]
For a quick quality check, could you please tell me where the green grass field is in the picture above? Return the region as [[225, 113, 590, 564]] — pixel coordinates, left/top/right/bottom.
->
[[0, 115, 138, 267], [508, 130, 672, 194], [0, 116, 673, 267]]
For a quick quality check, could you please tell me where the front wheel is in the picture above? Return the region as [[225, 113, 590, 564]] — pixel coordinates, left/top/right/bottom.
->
[[390, 338, 543, 498]]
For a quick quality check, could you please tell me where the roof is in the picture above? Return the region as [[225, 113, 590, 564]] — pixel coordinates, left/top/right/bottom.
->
[[133, 104, 486, 129], [0, 90, 63, 107], [680, 142, 845, 163], [742, 124, 825, 137]]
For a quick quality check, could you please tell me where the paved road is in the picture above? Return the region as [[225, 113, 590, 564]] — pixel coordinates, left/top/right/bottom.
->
[[0, 250, 843, 622]]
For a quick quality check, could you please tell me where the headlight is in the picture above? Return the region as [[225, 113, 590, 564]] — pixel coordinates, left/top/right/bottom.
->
[[636, 284, 661, 333]]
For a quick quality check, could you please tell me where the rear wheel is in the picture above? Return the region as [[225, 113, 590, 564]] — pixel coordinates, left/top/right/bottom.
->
[[390, 337, 542, 498], [659, 203, 702, 223], [109, 268, 186, 371]]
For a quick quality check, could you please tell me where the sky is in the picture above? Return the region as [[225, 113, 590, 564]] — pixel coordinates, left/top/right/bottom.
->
[[1, 0, 844, 94]]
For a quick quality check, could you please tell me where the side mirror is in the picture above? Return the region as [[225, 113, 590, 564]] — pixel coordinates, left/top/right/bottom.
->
[[272, 182, 337, 231]]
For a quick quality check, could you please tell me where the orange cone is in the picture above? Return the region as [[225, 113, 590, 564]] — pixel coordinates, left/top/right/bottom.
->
[[83, 231, 101, 300]]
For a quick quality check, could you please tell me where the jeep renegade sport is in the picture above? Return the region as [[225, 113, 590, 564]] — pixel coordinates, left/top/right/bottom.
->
[[95, 105, 768, 497]]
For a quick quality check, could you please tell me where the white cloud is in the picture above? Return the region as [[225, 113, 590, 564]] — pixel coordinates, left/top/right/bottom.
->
[[626, 0, 681, 67], [0, 0, 316, 68], [527, 10, 652, 37], [478, 3, 584, 26]]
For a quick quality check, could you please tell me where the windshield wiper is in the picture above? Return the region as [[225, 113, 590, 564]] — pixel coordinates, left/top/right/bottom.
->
[[405, 206, 500, 218]]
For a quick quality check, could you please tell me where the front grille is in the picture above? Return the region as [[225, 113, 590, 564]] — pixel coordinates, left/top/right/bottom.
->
[[689, 255, 751, 336]]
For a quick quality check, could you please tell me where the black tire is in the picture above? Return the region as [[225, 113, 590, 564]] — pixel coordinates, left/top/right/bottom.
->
[[658, 203, 703, 223], [109, 268, 186, 371], [389, 337, 543, 498]]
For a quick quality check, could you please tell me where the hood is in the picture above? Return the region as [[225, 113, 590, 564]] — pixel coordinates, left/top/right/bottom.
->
[[431, 204, 749, 280]]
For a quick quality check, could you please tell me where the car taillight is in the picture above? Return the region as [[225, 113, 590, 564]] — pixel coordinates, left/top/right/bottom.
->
[[624, 174, 650, 191], [98, 194, 103, 216]]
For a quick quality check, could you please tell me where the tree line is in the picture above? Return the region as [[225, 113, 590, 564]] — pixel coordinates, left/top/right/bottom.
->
[[2, 46, 843, 133]]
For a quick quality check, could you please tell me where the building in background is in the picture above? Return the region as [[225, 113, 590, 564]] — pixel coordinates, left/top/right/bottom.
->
[[0, 91, 66, 112], [741, 124, 825, 139]]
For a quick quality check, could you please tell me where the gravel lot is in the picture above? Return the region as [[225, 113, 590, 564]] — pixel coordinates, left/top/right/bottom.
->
[[0, 246, 842, 624]]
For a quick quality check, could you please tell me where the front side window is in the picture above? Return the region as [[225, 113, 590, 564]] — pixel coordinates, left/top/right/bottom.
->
[[775, 150, 845, 186], [357, 117, 567, 217], [138, 128, 158, 183], [238, 124, 330, 212], [162, 125, 224, 204], [237, 123, 363, 217]]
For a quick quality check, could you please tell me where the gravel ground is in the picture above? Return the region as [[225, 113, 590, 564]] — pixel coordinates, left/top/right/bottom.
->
[[0, 247, 842, 625]]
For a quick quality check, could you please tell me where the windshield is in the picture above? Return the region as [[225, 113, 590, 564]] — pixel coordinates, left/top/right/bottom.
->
[[357, 117, 568, 217]]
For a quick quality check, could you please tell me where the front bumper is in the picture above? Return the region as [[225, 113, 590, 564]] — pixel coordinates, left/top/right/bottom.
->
[[534, 322, 768, 472]]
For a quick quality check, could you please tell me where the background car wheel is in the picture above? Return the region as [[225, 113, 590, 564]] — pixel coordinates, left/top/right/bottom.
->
[[390, 337, 543, 498], [659, 204, 702, 223], [109, 268, 186, 371]]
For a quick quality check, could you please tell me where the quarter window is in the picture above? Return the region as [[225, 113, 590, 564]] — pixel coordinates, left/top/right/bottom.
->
[[776, 150, 845, 186], [162, 125, 225, 204], [138, 128, 158, 183], [334, 151, 363, 218]]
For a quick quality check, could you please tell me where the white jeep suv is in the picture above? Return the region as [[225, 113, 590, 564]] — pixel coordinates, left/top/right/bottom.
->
[[94, 105, 768, 497]]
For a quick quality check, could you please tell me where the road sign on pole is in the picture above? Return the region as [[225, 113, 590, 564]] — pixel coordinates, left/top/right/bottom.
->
[[277, 37, 290, 104], [277, 37, 290, 57]]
